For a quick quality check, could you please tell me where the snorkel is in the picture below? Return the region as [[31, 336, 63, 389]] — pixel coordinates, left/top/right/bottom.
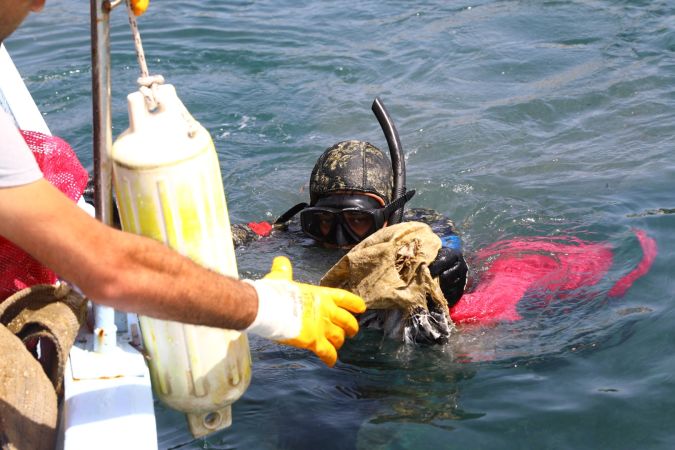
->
[[371, 97, 407, 224], [274, 98, 410, 232]]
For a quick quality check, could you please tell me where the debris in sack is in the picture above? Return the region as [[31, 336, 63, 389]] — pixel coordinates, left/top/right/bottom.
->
[[321, 222, 454, 344]]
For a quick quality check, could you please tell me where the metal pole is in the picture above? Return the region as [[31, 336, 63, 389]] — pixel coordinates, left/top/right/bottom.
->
[[90, 0, 117, 352]]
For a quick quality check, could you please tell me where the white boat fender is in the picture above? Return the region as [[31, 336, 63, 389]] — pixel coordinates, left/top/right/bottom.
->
[[111, 81, 252, 438]]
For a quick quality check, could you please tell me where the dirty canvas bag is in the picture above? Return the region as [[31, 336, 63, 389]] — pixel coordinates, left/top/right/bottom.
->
[[0, 283, 87, 450], [321, 221, 454, 344]]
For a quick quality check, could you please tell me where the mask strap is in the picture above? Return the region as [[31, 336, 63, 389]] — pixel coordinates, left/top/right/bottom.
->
[[381, 189, 415, 219], [274, 202, 308, 226], [276, 190, 414, 227]]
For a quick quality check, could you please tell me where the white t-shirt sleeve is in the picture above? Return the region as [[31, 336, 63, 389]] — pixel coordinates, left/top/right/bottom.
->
[[0, 109, 43, 187]]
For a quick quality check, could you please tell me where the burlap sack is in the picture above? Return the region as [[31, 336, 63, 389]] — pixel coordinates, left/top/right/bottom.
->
[[321, 221, 449, 323], [0, 283, 87, 450], [0, 325, 57, 450], [0, 283, 87, 395]]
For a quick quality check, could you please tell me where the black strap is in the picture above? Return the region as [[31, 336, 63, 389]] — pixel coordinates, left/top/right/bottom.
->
[[274, 202, 308, 226], [383, 189, 415, 219], [275, 190, 414, 226]]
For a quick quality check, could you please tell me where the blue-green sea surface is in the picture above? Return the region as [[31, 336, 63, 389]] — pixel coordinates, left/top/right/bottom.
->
[[6, 0, 675, 449]]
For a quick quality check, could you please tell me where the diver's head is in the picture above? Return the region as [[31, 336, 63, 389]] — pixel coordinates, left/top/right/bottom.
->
[[309, 140, 394, 205], [299, 141, 414, 248], [275, 140, 414, 249]]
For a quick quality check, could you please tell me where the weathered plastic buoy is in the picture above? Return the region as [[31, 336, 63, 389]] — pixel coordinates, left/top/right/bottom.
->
[[112, 83, 251, 438]]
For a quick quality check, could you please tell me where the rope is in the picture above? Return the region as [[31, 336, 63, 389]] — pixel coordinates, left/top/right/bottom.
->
[[125, 0, 163, 111], [123, 0, 199, 137]]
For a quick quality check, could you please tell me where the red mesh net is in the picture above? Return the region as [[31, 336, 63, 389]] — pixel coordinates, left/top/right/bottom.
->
[[451, 230, 657, 325], [0, 130, 89, 300]]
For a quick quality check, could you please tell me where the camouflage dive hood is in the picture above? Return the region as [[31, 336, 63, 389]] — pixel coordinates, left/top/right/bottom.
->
[[309, 140, 394, 204], [275, 97, 410, 226]]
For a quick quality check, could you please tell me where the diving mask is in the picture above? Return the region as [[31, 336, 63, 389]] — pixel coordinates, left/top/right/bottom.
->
[[300, 190, 415, 247]]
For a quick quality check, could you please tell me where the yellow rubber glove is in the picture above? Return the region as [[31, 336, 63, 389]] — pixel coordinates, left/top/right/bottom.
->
[[244, 256, 366, 367], [130, 0, 150, 16]]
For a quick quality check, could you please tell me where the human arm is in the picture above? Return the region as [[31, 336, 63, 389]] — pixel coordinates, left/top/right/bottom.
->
[[429, 244, 468, 308], [0, 179, 365, 365], [0, 178, 260, 328], [404, 208, 468, 307], [427, 225, 468, 308]]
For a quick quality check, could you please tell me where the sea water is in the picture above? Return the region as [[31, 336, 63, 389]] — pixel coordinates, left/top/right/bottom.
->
[[6, 1, 675, 448]]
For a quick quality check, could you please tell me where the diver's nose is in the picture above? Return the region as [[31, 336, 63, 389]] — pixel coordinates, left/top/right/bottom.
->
[[334, 224, 350, 248]]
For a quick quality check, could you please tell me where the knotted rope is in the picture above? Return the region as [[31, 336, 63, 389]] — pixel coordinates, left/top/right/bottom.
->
[[124, 0, 199, 137], [125, 0, 164, 111]]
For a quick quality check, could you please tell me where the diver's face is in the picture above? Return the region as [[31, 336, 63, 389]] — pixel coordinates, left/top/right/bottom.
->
[[317, 210, 373, 240], [0, 0, 45, 43], [313, 191, 387, 250]]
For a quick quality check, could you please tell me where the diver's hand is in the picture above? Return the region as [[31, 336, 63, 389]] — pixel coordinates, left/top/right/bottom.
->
[[429, 247, 468, 308], [245, 256, 366, 367]]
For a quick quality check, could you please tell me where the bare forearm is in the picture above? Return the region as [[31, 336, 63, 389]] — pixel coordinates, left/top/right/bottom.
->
[[1, 180, 367, 366], [89, 228, 259, 329], [0, 180, 259, 330]]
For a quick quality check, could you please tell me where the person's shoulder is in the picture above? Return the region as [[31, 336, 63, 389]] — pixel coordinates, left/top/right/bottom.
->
[[403, 207, 460, 241], [0, 110, 43, 188], [231, 223, 260, 248], [404, 207, 456, 231], [231, 221, 277, 248], [404, 207, 446, 222]]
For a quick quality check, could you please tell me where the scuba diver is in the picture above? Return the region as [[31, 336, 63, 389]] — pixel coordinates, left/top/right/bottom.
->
[[232, 98, 469, 344], [198, 94, 659, 353], [230, 98, 658, 345]]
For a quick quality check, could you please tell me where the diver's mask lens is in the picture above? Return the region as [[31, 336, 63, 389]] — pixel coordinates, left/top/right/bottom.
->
[[299, 191, 415, 246], [301, 207, 378, 245]]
